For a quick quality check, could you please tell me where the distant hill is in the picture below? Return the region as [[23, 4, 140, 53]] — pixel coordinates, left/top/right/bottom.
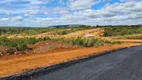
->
[[48, 24, 92, 28]]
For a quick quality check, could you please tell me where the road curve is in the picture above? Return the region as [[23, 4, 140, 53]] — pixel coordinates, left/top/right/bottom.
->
[[34, 46, 142, 80]]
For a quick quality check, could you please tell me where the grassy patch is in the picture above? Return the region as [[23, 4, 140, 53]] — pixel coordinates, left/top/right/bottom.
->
[[52, 37, 121, 47], [0, 36, 51, 51], [0, 26, 93, 36], [103, 26, 142, 37], [112, 34, 142, 39]]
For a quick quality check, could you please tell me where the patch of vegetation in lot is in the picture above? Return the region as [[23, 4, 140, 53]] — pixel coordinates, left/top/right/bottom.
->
[[0, 35, 120, 55], [51, 26, 94, 35], [53, 37, 121, 47], [50, 29, 81, 35], [0, 27, 60, 36], [112, 34, 142, 39], [0, 25, 93, 36], [0, 36, 51, 52], [103, 26, 142, 37]]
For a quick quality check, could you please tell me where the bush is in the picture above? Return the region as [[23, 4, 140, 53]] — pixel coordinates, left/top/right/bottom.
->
[[0, 36, 51, 51], [52, 37, 118, 47], [103, 26, 142, 37], [113, 34, 142, 39]]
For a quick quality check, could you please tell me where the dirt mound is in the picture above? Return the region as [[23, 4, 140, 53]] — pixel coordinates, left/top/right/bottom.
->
[[0, 46, 9, 56], [0, 46, 16, 56], [28, 40, 82, 54], [0, 40, 82, 56], [63, 28, 104, 38]]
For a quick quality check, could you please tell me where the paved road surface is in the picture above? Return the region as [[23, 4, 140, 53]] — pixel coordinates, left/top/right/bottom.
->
[[34, 46, 142, 80]]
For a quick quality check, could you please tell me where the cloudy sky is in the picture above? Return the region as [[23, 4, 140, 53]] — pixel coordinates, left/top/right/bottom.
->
[[0, 0, 142, 27]]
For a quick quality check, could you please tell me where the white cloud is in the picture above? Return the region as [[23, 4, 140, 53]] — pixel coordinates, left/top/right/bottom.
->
[[0, 18, 9, 21], [57, 1, 142, 25], [0, 0, 141, 27], [68, 0, 101, 10], [14, 16, 23, 21]]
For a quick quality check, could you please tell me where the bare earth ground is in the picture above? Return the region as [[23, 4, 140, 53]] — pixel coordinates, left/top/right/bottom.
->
[[0, 43, 139, 77]]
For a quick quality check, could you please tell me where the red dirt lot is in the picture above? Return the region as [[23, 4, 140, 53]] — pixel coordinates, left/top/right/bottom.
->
[[0, 43, 139, 77]]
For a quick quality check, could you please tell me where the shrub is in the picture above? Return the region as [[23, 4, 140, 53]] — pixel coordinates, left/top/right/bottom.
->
[[52, 37, 118, 47], [103, 26, 142, 37], [0, 36, 51, 51], [113, 34, 142, 39]]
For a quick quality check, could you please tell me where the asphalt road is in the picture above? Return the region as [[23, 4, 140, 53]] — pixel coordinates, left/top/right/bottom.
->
[[34, 46, 142, 80]]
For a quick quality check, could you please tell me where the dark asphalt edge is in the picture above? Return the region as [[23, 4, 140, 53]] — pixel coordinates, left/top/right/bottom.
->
[[0, 45, 140, 80]]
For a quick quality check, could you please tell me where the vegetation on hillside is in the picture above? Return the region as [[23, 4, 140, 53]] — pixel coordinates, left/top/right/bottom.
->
[[0, 25, 93, 36]]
